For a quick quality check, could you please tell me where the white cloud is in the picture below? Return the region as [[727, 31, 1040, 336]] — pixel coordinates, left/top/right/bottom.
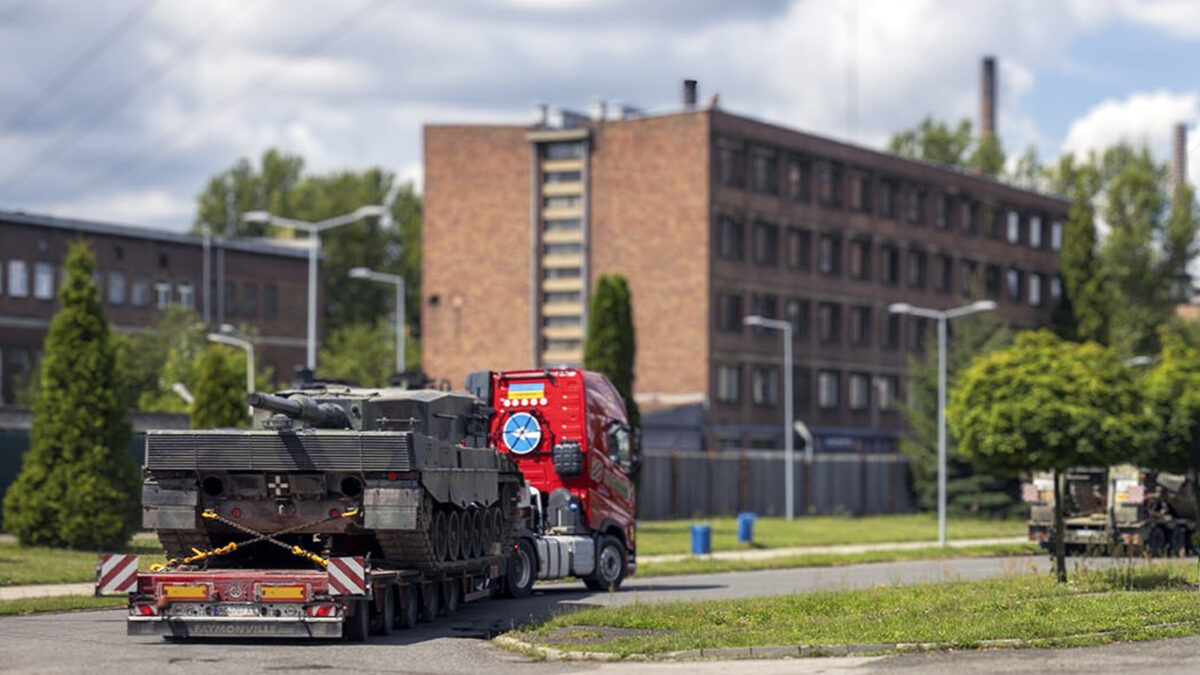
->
[[43, 188, 194, 229], [1061, 90, 1198, 163]]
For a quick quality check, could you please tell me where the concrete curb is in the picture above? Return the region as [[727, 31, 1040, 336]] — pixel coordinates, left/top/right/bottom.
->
[[493, 632, 1133, 662]]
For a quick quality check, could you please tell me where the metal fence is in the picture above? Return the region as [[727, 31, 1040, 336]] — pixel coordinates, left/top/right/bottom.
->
[[636, 447, 914, 520]]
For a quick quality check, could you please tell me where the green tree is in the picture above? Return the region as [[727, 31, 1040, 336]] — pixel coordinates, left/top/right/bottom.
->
[[1165, 183, 1200, 305], [190, 346, 248, 428], [900, 313, 1015, 517], [1059, 184, 1108, 344], [2, 242, 139, 548], [1006, 146, 1041, 190], [584, 275, 639, 427], [967, 133, 1005, 176], [948, 330, 1149, 582], [195, 149, 303, 237], [318, 321, 397, 387], [887, 116, 974, 167]]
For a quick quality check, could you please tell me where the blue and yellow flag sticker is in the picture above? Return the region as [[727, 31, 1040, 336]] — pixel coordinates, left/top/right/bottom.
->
[[507, 382, 545, 400]]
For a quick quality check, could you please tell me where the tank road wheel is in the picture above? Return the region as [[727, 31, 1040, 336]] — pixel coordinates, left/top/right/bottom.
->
[[442, 580, 461, 615], [585, 535, 627, 591], [397, 584, 419, 629], [344, 599, 370, 642], [447, 511, 462, 561], [432, 510, 449, 562], [373, 585, 394, 636], [489, 505, 504, 550], [481, 509, 496, 556], [504, 538, 536, 599], [418, 582, 441, 622], [470, 508, 485, 558]]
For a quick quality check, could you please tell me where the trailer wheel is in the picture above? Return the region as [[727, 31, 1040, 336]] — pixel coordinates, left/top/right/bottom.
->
[[442, 580, 461, 615], [419, 582, 441, 622], [373, 586, 394, 636], [447, 511, 462, 561], [504, 538, 535, 599], [585, 535, 627, 591], [344, 599, 370, 642], [397, 584, 419, 629]]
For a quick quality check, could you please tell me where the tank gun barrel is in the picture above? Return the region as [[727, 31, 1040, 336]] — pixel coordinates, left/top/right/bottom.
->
[[246, 392, 351, 428]]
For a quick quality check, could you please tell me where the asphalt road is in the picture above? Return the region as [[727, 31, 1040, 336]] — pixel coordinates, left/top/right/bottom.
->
[[0, 555, 1180, 674]]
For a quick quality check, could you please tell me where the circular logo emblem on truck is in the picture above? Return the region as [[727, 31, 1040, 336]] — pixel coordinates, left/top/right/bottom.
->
[[503, 412, 542, 454]]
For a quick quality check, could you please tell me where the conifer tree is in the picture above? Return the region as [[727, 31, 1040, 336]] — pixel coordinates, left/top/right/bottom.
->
[[191, 346, 248, 428], [2, 242, 138, 548], [584, 275, 639, 427]]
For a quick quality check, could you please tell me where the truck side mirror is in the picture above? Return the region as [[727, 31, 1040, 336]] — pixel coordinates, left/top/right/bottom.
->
[[629, 428, 643, 478]]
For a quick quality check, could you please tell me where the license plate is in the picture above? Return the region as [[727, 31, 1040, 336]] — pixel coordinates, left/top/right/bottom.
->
[[217, 605, 258, 617]]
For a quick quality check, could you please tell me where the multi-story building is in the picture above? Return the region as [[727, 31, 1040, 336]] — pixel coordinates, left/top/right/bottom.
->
[[0, 210, 312, 404], [423, 87, 1069, 453]]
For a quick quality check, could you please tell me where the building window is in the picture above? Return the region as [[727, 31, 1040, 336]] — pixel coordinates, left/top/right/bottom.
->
[[716, 292, 743, 332], [543, 291, 582, 303], [717, 143, 746, 187], [1051, 276, 1063, 302], [543, 315, 581, 328], [881, 245, 900, 285], [785, 298, 809, 339], [786, 157, 810, 202], [849, 239, 871, 281], [543, 195, 581, 210], [907, 188, 924, 225], [753, 222, 780, 266], [716, 364, 741, 404], [1029, 273, 1043, 307], [544, 242, 583, 256], [850, 306, 871, 346], [8, 260, 28, 297], [544, 267, 582, 279], [1050, 220, 1063, 251], [751, 365, 780, 407], [108, 271, 126, 305], [544, 219, 582, 233], [750, 293, 779, 331], [543, 142, 583, 160], [543, 338, 582, 352], [715, 216, 743, 261], [935, 254, 953, 294], [990, 208, 1005, 239], [543, 170, 581, 183], [817, 370, 840, 410], [984, 264, 1001, 299], [879, 180, 898, 219], [177, 282, 194, 311], [883, 312, 901, 349], [818, 234, 841, 276], [907, 249, 926, 289], [1029, 215, 1043, 248], [960, 259, 977, 297], [817, 302, 841, 343], [818, 162, 841, 207], [848, 373, 870, 411], [1006, 268, 1022, 303], [264, 284, 278, 319], [751, 149, 777, 194], [1006, 210, 1021, 244], [786, 228, 811, 270], [793, 366, 813, 412], [33, 262, 54, 300], [878, 375, 900, 411], [154, 281, 172, 309], [909, 317, 928, 352], [131, 275, 150, 307], [937, 194, 951, 229], [849, 173, 871, 213], [224, 281, 238, 316], [962, 200, 976, 234]]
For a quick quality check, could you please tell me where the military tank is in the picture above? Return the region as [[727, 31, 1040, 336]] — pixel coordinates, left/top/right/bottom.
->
[[140, 384, 524, 571]]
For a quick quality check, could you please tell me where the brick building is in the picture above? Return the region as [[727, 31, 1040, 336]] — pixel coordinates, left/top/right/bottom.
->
[[0, 210, 312, 404], [422, 93, 1069, 453]]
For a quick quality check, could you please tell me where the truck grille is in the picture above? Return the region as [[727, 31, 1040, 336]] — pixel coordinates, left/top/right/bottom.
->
[[145, 431, 412, 473]]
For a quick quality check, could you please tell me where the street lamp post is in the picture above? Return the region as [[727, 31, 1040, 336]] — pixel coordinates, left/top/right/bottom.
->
[[744, 315, 795, 521], [348, 267, 407, 374], [207, 328, 255, 397], [243, 205, 386, 370], [888, 299, 997, 547]]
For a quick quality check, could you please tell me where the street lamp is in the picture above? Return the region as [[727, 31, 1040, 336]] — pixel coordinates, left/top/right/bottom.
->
[[744, 314, 795, 521], [889, 299, 996, 547], [243, 205, 386, 370], [348, 266, 407, 374]]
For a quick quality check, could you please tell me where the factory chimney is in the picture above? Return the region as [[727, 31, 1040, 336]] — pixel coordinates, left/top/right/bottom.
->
[[1173, 122, 1188, 191], [683, 79, 698, 109], [980, 56, 997, 137]]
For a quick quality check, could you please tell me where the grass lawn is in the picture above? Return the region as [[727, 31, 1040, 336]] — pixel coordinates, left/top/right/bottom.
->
[[0, 595, 125, 616], [635, 514, 1027, 556], [517, 561, 1200, 656], [637, 542, 1038, 577], [0, 540, 164, 586]]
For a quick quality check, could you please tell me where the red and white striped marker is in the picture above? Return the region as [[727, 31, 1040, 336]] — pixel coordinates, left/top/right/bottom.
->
[[326, 557, 367, 596], [95, 554, 139, 595]]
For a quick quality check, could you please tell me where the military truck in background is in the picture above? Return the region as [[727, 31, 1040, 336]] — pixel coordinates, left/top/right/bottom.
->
[[1023, 465, 1197, 556]]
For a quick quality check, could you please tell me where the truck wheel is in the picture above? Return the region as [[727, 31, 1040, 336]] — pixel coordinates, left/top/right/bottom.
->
[[585, 535, 626, 591], [344, 599, 370, 642], [419, 582, 441, 622], [373, 586, 394, 636], [505, 538, 536, 599], [442, 580, 461, 615], [397, 584, 419, 629]]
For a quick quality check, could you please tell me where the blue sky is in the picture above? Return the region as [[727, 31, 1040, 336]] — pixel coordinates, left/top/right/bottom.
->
[[1, 0, 1198, 231]]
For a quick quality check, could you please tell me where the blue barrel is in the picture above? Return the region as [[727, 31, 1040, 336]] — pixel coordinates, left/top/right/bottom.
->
[[737, 512, 757, 543], [690, 524, 712, 555]]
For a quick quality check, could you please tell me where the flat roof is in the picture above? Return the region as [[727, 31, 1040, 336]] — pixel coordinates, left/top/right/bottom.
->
[[0, 209, 311, 259]]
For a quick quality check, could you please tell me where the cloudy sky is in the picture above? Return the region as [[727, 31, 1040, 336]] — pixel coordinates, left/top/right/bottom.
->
[[2, 0, 1199, 232]]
